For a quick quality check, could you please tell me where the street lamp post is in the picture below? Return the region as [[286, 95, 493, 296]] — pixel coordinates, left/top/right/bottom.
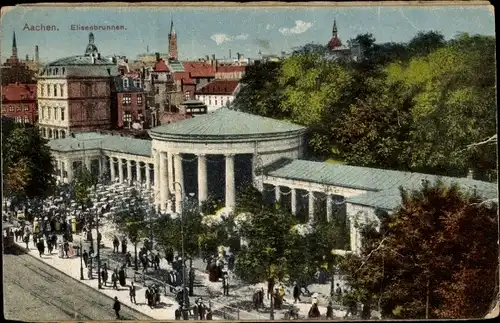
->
[[80, 237, 84, 280], [97, 208, 102, 289], [173, 181, 188, 307]]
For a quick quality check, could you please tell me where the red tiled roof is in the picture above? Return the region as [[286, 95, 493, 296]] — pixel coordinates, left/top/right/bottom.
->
[[154, 59, 169, 72], [195, 80, 239, 95], [215, 65, 247, 73], [1, 83, 37, 101], [173, 72, 196, 85], [182, 61, 215, 77], [327, 36, 343, 50], [124, 72, 140, 79]]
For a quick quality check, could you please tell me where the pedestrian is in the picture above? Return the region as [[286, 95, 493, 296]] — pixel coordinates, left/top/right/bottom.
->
[[113, 236, 119, 253], [293, 281, 301, 303], [119, 266, 126, 286], [23, 233, 29, 249], [308, 302, 321, 318], [129, 282, 136, 304], [182, 305, 189, 320], [33, 234, 38, 249], [113, 296, 121, 319], [83, 250, 89, 267], [146, 287, 152, 308], [175, 306, 182, 320], [36, 238, 45, 257], [101, 268, 108, 287], [206, 307, 213, 320], [326, 301, 334, 319], [112, 271, 118, 290], [197, 299, 206, 320], [335, 283, 343, 303], [154, 253, 160, 271], [125, 251, 132, 267], [121, 236, 127, 254], [222, 272, 229, 296], [63, 240, 70, 258], [267, 277, 275, 300]]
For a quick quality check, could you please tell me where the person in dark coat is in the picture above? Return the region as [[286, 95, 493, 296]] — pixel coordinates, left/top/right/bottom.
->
[[206, 308, 213, 320], [146, 288, 153, 308], [166, 247, 174, 264], [222, 272, 229, 296], [129, 282, 136, 304], [112, 271, 118, 290], [113, 236, 119, 253], [267, 277, 275, 300], [121, 236, 127, 254], [63, 240, 70, 258], [119, 266, 126, 286], [23, 233, 29, 249], [326, 301, 334, 319], [125, 251, 132, 267], [36, 238, 45, 257], [308, 303, 321, 318], [113, 297, 121, 319], [175, 306, 182, 320], [101, 268, 108, 287], [208, 262, 218, 282], [154, 253, 160, 270], [293, 281, 301, 303], [83, 250, 89, 267], [182, 305, 189, 320], [197, 300, 206, 320]]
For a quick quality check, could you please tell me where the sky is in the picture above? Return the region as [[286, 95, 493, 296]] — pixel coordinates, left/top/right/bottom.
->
[[0, 4, 495, 63]]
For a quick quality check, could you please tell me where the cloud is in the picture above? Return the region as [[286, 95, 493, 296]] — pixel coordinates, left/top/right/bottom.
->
[[254, 39, 271, 49], [211, 33, 249, 45], [279, 20, 313, 35], [211, 33, 233, 45]]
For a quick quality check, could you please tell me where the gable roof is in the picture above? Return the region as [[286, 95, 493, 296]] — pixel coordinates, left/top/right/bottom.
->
[[183, 61, 215, 77], [149, 107, 307, 140], [2, 83, 37, 101], [264, 159, 498, 210], [195, 80, 239, 95]]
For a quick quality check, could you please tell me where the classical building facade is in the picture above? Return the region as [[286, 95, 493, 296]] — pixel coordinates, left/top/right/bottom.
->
[[195, 79, 240, 113], [37, 32, 117, 139], [46, 107, 497, 255]]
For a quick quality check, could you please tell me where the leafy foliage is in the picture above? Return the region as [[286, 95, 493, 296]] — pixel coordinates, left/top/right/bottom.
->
[[2, 123, 55, 203], [112, 189, 149, 246], [339, 180, 498, 319], [74, 166, 95, 210]]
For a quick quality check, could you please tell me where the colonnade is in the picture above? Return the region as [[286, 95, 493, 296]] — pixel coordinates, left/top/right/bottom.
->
[[41, 127, 67, 139], [154, 150, 236, 214], [270, 184, 342, 223]]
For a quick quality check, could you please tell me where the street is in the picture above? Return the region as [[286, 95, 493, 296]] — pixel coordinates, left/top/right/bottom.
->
[[3, 246, 152, 321]]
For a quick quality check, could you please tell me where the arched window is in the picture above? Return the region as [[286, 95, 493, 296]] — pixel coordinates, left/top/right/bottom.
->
[[54, 85, 57, 97], [61, 108, 65, 121], [61, 130, 66, 138], [41, 84, 44, 97], [62, 67, 65, 75], [54, 107, 58, 120], [42, 128, 47, 137], [47, 84, 51, 97], [48, 128, 53, 138], [54, 131, 59, 139], [60, 85, 64, 97], [41, 107, 45, 119]]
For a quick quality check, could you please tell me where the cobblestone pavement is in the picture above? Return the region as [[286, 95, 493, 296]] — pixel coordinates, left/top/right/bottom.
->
[[3, 247, 152, 321]]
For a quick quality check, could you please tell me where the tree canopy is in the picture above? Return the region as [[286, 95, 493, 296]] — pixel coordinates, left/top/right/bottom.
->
[[339, 180, 498, 319], [2, 122, 55, 204]]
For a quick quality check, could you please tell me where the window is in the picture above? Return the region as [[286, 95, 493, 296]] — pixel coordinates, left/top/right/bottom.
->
[[137, 95, 143, 105], [54, 85, 57, 97], [54, 107, 58, 120], [62, 68, 65, 74], [184, 91, 190, 100], [41, 85, 44, 96], [41, 107, 45, 119], [48, 107, 52, 120], [123, 78, 129, 88], [221, 98, 224, 106], [215, 99, 218, 106], [24, 105, 29, 111], [61, 85, 64, 97], [16, 106, 21, 112], [134, 80, 141, 88], [21, 94, 26, 100], [155, 87, 159, 94], [122, 94, 132, 105], [46, 84, 49, 96], [24, 116, 29, 124], [61, 108, 65, 121], [123, 111, 132, 128], [55, 68, 59, 74], [61, 130, 66, 138]]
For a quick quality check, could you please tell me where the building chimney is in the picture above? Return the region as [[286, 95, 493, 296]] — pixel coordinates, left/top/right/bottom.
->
[[237, 52, 241, 60], [35, 45, 39, 64], [155, 52, 160, 62], [229, 49, 232, 59], [205, 55, 209, 61], [212, 54, 216, 61], [26, 54, 29, 61]]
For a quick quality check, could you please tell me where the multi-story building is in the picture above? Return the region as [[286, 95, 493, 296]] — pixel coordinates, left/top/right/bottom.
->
[[37, 32, 117, 139], [111, 74, 146, 129], [195, 79, 240, 113], [1, 83, 37, 124], [2, 31, 37, 85]]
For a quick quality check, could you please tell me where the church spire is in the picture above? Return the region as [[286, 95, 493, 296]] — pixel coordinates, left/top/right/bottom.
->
[[168, 18, 178, 60], [12, 30, 18, 59], [170, 18, 175, 35], [332, 18, 338, 37]]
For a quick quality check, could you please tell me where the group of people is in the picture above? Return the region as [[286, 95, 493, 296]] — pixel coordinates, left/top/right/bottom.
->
[[100, 263, 127, 289], [145, 284, 162, 308], [174, 298, 213, 320]]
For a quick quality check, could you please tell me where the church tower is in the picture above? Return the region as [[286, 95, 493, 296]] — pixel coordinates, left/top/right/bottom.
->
[[12, 31, 18, 60], [327, 18, 343, 51], [168, 19, 178, 60]]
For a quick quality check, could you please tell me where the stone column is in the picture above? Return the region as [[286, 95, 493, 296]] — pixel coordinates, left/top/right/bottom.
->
[[173, 153, 184, 213], [84, 157, 91, 171], [67, 159, 74, 182], [225, 154, 236, 210], [167, 152, 174, 193], [145, 163, 151, 189], [127, 159, 132, 184], [326, 194, 333, 222], [110, 157, 116, 181], [118, 158, 124, 183], [197, 154, 208, 206], [291, 188, 297, 215], [136, 161, 142, 183], [159, 152, 168, 211], [275, 185, 281, 203], [308, 191, 315, 223]]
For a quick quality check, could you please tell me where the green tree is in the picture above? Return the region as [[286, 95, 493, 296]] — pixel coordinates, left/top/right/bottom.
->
[[407, 31, 446, 58], [385, 34, 496, 178], [232, 61, 284, 117], [112, 188, 148, 270], [339, 180, 498, 319], [3, 124, 55, 205], [74, 165, 94, 211]]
